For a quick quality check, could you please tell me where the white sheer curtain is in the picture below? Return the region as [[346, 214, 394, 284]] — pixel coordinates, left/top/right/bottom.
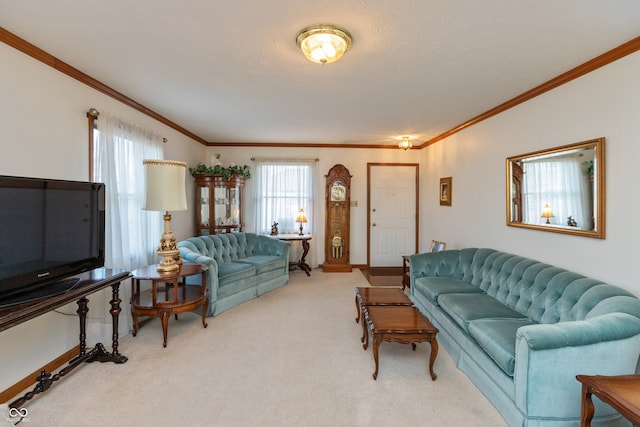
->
[[522, 154, 591, 229], [253, 158, 317, 267], [92, 112, 163, 339]]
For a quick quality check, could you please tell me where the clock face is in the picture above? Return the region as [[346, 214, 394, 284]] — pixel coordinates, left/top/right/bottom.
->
[[330, 182, 346, 201]]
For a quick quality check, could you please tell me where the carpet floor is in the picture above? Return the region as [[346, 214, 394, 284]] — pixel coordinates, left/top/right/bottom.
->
[[17, 269, 506, 427]]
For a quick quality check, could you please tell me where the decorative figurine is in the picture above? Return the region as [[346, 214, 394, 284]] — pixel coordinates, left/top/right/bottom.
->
[[270, 222, 279, 235]]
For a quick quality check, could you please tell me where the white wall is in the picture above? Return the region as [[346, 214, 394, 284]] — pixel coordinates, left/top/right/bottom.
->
[[420, 51, 640, 294], [0, 43, 206, 392]]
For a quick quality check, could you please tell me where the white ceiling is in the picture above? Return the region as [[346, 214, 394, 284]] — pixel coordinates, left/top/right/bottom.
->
[[2, 1, 640, 147]]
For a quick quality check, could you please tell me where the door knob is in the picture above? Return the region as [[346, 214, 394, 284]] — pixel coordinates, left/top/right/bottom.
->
[[372, 223, 377, 227]]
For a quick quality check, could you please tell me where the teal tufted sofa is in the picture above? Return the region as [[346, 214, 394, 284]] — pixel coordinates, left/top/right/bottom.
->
[[178, 233, 290, 316], [410, 248, 640, 427]]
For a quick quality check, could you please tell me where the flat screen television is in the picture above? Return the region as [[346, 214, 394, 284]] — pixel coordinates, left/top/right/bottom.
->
[[0, 175, 105, 308]]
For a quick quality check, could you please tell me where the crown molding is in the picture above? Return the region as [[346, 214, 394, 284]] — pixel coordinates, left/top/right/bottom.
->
[[418, 36, 640, 149], [0, 27, 209, 145], [2, 27, 638, 150]]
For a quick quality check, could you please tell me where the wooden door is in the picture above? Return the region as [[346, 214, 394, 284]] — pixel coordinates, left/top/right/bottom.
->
[[368, 164, 418, 267]]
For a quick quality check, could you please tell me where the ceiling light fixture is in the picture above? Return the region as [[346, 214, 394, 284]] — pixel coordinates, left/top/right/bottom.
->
[[296, 24, 352, 64], [399, 136, 413, 150]]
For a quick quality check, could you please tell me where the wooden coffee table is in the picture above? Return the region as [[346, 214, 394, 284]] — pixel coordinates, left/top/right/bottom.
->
[[362, 305, 439, 381], [576, 374, 640, 426], [354, 287, 412, 346]]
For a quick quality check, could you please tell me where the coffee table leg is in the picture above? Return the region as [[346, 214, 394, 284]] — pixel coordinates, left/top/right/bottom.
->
[[361, 318, 369, 349], [355, 295, 360, 323], [581, 384, 595, 427], [372, 335, 382, 380], [428, 336, 439, 381]]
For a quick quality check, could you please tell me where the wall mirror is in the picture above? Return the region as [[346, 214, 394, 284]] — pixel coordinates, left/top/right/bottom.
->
[[506, 137, 605, 239]]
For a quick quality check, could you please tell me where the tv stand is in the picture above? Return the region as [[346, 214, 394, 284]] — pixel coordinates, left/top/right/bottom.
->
[[0, 268, 130, 409], [0, 276, 82, 309]]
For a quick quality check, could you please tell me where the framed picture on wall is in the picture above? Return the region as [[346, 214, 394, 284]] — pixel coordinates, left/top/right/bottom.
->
[[430, 240, 446, 252], [440, 177, 452, 206]]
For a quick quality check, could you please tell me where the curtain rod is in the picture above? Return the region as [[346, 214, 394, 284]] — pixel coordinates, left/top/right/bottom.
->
[[250, 157, 319, 162]]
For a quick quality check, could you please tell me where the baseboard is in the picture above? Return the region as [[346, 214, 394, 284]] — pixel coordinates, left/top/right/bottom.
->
[[0, 345, 79, 404]]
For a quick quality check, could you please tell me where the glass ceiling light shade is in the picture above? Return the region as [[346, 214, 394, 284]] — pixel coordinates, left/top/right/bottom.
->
[[296, 24, 352, 64], [399, 136, 413, 150]]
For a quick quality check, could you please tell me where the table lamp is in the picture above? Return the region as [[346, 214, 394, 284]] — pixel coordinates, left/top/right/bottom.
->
[[541, 204, 554, 224], [143, 160, 188, 272], [296, 209, 308, 236]]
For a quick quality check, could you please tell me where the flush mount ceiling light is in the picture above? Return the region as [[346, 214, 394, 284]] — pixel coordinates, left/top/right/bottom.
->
[[296, 24, 352, 64], [399, 136, 413, 150]]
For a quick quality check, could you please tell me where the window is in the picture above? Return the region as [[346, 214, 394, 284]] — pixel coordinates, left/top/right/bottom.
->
[[253, 160, 315, 236], [92, 114, 163, 270]]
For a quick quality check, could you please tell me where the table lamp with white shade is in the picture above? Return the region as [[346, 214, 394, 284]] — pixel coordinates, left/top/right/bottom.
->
[[143, 159, 188, 272]]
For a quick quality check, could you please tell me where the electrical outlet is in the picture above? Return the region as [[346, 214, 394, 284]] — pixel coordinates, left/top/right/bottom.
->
[[350, 200, 358, 207]]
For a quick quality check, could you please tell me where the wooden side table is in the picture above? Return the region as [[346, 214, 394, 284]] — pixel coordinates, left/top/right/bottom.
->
[[275, 234, 312, 276], [402, 255, 412, 290], [130, 263, 208, 347], [576, 374, 640, 426]]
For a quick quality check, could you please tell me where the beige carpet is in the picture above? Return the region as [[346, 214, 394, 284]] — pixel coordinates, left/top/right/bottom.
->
[[18, 269, 506, 427]]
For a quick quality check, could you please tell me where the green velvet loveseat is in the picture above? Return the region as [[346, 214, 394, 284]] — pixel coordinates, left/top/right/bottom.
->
[[178, 232, 290, 316], [410, 248, 640, 427]]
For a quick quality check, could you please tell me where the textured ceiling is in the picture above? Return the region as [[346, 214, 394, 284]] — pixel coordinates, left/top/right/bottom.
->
[[2, 1, 640, 146]]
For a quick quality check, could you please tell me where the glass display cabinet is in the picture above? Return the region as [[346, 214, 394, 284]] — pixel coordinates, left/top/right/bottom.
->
[[193, 174, 244, 235]]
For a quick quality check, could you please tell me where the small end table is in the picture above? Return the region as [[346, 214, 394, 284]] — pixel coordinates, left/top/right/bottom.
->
[[275, 234, 312, 276], [402, 255, 412, 290], [130, 263, 208, 347]]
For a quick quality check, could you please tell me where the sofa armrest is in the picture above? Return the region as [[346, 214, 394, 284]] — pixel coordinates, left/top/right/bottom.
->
[[257, 236, 291, 258], [180, 251, 220, 311], [514, 313, 640, 418], [409, 251, 461, 289]]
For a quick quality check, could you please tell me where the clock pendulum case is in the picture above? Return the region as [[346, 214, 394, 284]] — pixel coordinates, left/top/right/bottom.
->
[[323, 164, 352, 272]]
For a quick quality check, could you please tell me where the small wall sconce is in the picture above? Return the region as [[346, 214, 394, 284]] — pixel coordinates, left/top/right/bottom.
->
[[296, 209, 308, 235], [541, 204, 555, 224]]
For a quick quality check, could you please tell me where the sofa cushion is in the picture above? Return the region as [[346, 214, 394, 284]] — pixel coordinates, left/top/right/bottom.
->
[[414, 277, 483, 304], [217, 262, 256, 287], [468, 318, 537, 376], [235, 255, 286, 274], [438, 293, 528, 332]]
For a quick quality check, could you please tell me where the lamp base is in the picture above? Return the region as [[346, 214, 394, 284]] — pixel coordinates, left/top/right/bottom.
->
[[156, 211, 182, 273], [157, 249, 180, 273], [298, 223, 304, 236]]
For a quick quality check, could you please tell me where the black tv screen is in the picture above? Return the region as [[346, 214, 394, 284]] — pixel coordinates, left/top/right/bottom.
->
[[0, 175, 105, 306]]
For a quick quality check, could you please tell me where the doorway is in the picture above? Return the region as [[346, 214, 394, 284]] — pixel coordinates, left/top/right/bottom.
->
[[367, 163, 419, 270]]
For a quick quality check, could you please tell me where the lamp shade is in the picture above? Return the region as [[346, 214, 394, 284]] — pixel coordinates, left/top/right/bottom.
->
[[296, 209, 308, 223], [143, 160, 188, 212], [541, 204, 554, 224]]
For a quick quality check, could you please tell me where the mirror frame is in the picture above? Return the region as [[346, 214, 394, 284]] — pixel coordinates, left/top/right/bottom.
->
[[505, 137, 606, 239]]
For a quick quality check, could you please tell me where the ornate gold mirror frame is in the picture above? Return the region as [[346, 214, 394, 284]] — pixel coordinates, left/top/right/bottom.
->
[[506, 137, 605, 239]]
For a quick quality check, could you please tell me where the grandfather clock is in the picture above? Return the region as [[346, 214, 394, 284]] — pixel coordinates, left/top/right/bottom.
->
[[323, 164, 352, 272]]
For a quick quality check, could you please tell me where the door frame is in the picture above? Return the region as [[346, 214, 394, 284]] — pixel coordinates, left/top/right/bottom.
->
[[367, 163, 419, 268]]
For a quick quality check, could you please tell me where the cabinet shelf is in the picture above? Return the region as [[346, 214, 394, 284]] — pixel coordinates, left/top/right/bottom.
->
[[193, 174, 244, 235]]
